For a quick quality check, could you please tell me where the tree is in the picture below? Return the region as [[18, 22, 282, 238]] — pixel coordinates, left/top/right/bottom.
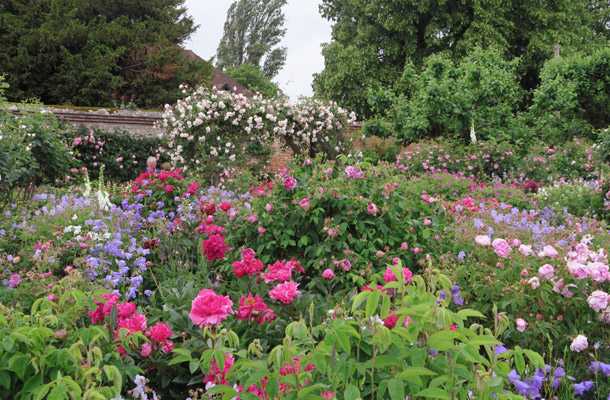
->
[[225, 64, 281, 98], [0, 0, 210, 107], [216, 0, 287, 78], [314, 0, 609, 117]]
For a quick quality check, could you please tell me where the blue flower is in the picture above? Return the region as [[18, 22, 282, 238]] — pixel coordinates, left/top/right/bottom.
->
[[573, 381, 594, 396]]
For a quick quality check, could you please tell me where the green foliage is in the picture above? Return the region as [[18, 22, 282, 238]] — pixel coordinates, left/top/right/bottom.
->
[[528, 48, 610, 142], [0, 0, 204, 107], [67, 128, 167, 182], [225, 64, 281, 98], [0, 287, 125, 399], [216, 0, 288, 78], [0, 110, 75, 206], [390, 48, 523, 143], [314, 0, 608, 116]]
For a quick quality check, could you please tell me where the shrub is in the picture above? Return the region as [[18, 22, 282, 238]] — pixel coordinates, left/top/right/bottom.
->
[[0, 110, 75, 206], [67, 127, 166, 182], [528, 48, 610, 142], [391, 48, 523, 144]]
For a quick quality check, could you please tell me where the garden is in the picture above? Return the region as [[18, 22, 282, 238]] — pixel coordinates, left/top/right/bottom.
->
[[1, 45, 610, 400]]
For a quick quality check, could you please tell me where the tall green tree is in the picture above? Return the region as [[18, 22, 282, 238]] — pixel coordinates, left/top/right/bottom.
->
[[216, 0, 287, 78], [225, 64, 281, 98], [0, 0, 210, 107], [314, 0, 609, 117]]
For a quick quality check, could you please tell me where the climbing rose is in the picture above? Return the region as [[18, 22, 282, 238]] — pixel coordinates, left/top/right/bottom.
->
[[492, 238, 511, 258], [189, 289, 233, 327], [148, 322, 173, 343], [570, 335, 588, 352], [269, 281, 300, 304], [202, 234, 229, 261]]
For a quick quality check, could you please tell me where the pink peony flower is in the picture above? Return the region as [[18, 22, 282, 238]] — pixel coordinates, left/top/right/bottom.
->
[[510, 239, 522, 247], [475, 235, 491, 246], [299, 197, 310, 211], [246, 214, 258, 223], [219, 201, 232, 212], [344, 166, 364, 179], [518, 244, 533, 256], [367, 202, 378, 216], [117, 302, 136, 319], [492, 238, 511, 258], [538, 264, 555, 280], [322, 269, 335, 280], [185, 182, 200, 196], [202, 234, 229, 261], [189, 289, 233, 327], [117, 312, 148, 334], [515, 318, 528, 332], [269, 281, 300, 304], [587, 290, 609, 312], [263, 260, 303, 283], [383, 266, 413, 283], [236, 294, 276, 324], [163, 184, 174, 194], [232, 248, 265, 278], [148, 322, 173, 343], [283, 176, 297, 191], [538, 245, 559, 258], [570, 335, 588, 352], [140, 343, 153, 358]]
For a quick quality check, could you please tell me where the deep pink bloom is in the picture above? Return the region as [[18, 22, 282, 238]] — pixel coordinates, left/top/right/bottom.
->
[[219, 201, 232, 212], [117, 302, 136, 319], [140, 343, 152, 358], [202, 234, 229, 261], [163, 184, 174, 194], [299, 197, 310, 211], [232, 248, 265, 278], [186, 182, 200, 196], [263, 260, 303, 283], [384, 313, 398, 329], [189, 289, 233, 326], [269, 281, 300, 304], [383, 267, 413, 283], [148, 322, 173, 343], [203, 353, 235, 385], [321, 391, 336, 400], [283, 176, 297, 191], [236, 294, 276, 324], [117, 312, 148, 334]]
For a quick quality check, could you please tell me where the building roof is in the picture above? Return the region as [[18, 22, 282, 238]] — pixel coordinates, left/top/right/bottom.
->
[[182, 49, 253, 97]]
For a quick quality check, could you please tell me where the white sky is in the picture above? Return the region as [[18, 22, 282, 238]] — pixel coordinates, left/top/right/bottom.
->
[[184, 0, 331, 99]]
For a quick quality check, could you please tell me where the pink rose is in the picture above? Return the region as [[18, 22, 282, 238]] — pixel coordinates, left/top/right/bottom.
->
[[265, 203, 273, 213], [322, 269, 335, 280], [269, 281, 300, 305], [527, 277, 540, 289], [201, 234, 229, 261], [515, 318, 528, 332], [587, 290, 609, 312], [189, 289, 233, 327], [140, 343, 153, 358], [367, 202, 378, 216], [246, 214, 258, 223], [383, 267, 413, 283], [148, 322, 173, 343], [492, 238, 511, 258], [299, 197, 310, 211], [538, 264, 555, 280], [283, 176, 297, 191], [475, 235, 491, 246], [569, 335, 588, 352]]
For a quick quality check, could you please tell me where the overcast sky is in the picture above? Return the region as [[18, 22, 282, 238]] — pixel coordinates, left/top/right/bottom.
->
[[184, 0, 331, 99]]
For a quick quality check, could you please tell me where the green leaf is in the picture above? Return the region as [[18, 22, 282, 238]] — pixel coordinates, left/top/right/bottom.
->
[[344, 384, 361, 400], [523, 349, 545, 369], [469, 335, 499, 347], [456, 309, 486, 320], [387, 379, 405, 400], [513, 346, 525, 375], [397, 367, 438, 379], [427, 331, 458, 351], [365, 290, 380, 318], [48, 382, 69, 400], [351, 291, 368, 312], [103, 365, 122, 394], [0, 371, 10, 390], [416, 387, 450, 399]]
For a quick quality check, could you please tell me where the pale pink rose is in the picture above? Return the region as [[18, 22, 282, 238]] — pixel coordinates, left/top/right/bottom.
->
[[515, 318, 528, 332], [265, 203, 273, 213], [246, 214, 258, 223], [538, 245, 559, 258], [423, 218, 432, 226], [492, 238, 511, 258], [567, 261, 589, 279], [510, 239, 522, 247], [588, 262, 609, 282], [322, 269, 335, 280], [569, 335, 588, 352], [587, 290, 609, 312], [257, 226, 266, 235], [140, 343, 153, 358], [283, 176, 297, 191], [400, 242, 409, 251], [538, 264, 555, 280], [475, 235, 491, 246], [518, 244, 533, 256]]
